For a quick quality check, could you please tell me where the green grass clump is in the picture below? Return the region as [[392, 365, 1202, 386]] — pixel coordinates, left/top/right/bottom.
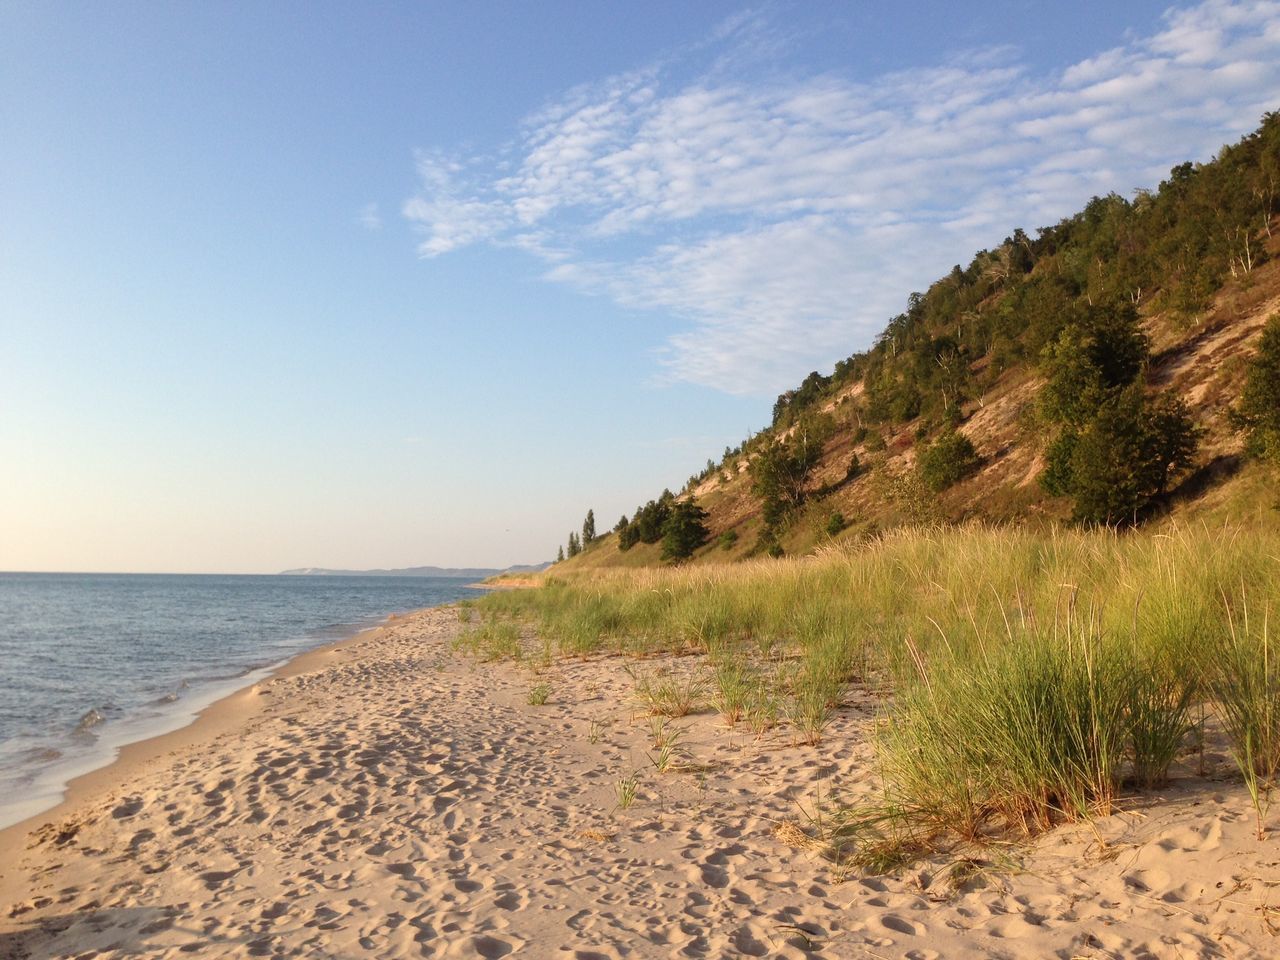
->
[[451, 621, 522, 662], [1210, 598, 1279, 837], [527, 682, 551, 706], [709, 658, 756, 725], [627, 664, 706, 717]]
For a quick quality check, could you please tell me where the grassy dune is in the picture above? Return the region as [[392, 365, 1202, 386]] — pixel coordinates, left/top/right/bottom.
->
[[470, 523, 1280, 859]]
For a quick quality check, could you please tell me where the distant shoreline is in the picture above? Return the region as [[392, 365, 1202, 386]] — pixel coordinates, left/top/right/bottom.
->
[[279, 564, 549, 578]]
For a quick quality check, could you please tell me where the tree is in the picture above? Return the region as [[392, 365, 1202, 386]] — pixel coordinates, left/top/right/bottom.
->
[[917, 430, 980, 492], [1142, 394, 1200, 496], [749, 412, 835, 531], [1040, 302, 1149, 424], [1065, 385, 1199, 524], [566, 531, 581, 558], [634, 492, 674, 544], [613, 514, 629, 533], [617, 523, 640, 551], [1233, 314, 1280, 466], [1040, 431, 1078, 497], [582, 509, 596, 545], [660, 501, 710, 563], [556, 545, 565, 563]]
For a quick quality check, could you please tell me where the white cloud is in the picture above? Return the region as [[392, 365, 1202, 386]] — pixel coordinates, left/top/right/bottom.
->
[[403, 0, 1280, 394]]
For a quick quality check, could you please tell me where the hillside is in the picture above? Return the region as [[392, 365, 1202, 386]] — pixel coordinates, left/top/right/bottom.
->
[[557, 112, 1280, 570]]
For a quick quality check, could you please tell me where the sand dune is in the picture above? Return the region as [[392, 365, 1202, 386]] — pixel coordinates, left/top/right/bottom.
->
[[1, 606, 1277, 958]]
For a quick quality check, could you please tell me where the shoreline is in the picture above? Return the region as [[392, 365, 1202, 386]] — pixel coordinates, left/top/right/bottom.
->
[[0, 608, 410, 876], [2, 605, 1274, 958]]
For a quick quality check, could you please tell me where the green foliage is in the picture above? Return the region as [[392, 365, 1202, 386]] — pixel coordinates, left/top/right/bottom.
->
[[750, 412, 835, 532], [567, 531, 581, 558], [556, 545, 565, 563], [660, 500, 711, 563], [718, 529, 739, 550], [1040, 431, 1078, 497], [917, 430, 980, 492], [1233, 314, 1280, 466], [617, 523, 640, 552], [825, 512, 846, 537], [582, 509, 596, 545], [609, 114, 1277, 549], [1039, 302, 1149, 424], [1062, 386, 1200, 525]]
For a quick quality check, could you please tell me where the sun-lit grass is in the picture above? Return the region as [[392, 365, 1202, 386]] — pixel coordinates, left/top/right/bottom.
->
[[451, 621, 522, 661], [1210, 594, 1280, 837], [470, 522, 1280, 851]]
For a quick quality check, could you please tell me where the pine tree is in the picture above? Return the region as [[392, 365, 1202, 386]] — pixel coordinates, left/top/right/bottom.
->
[[660, 500, 710, 564], [566, 532, 581, 558], [1066, 385, 1199, 525], [556, 545, 564, 563], [582, 509, 596, 545], [1233, 314, 1280, 466]]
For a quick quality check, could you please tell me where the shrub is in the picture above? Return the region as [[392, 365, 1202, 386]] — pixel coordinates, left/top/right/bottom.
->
[[1067, 386, 1199, 525], [843, 453, 861, 483], [917, 431, 980, 492], [825, 512, 846, 537], [718, 529, 739, 550]]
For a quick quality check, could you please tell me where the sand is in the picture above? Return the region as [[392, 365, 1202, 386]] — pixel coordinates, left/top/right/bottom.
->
[[1, 605, 1277, 958]]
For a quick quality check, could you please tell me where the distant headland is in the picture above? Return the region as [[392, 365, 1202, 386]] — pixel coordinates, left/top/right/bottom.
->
[[278, 564, 548, 578]]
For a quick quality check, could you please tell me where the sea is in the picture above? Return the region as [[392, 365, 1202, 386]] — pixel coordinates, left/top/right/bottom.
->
[[0, 572, 481, 829]]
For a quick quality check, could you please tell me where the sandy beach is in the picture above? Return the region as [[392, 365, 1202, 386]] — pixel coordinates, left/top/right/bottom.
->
[[1, 604, 1277, 959]]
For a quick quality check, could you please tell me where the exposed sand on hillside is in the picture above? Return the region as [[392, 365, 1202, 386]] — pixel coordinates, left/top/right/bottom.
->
[[2, 606, 1277, 958]]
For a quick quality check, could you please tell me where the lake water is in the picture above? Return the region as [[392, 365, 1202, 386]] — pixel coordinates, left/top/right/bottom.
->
[[0, 572, 480, 828]]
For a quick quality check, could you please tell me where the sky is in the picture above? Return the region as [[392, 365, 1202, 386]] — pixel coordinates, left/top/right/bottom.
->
[[2, 0, 1278, 573]]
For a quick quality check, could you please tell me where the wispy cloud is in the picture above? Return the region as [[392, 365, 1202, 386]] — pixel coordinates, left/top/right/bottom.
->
[[404, 0, 1280, 394]]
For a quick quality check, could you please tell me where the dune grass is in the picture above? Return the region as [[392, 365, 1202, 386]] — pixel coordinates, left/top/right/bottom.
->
[[470, 522, 1280, 852]]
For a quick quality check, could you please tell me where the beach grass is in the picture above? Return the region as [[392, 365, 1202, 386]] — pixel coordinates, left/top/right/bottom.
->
[[471, 522, 1280, 853]]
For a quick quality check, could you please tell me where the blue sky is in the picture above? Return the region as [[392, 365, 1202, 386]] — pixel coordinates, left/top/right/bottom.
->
[[2, 1, 1278, 572]]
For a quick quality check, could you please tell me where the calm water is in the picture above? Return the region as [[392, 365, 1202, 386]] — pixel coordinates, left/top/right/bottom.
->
[[0, 572, 480, 828]]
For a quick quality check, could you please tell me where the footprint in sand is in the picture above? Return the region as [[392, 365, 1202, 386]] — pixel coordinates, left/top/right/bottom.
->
[[111, 796, 144, 819]]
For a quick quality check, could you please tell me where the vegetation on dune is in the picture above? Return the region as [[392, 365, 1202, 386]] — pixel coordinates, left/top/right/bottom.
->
[[474, 523, 1280, 860], [524, 120, 1280, 867], [1233, 313, 1280, 469], [552, 113, 1279, 564], [916, 430, 980, 492], [659, 500, 710, 564]]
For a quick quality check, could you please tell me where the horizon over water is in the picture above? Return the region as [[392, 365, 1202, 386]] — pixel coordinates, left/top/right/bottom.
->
[[0, 572, 480, 829]]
